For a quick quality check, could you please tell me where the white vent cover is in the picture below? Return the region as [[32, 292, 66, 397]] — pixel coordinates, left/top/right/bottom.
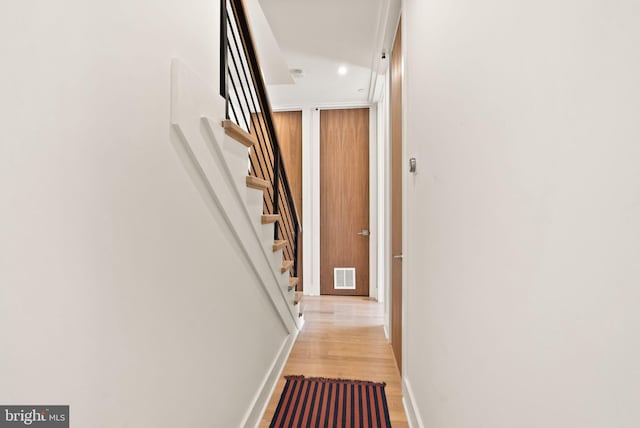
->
[[334, 268, 356, 290]]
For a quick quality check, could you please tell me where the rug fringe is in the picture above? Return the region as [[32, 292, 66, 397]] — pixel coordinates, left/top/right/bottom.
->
[[284, 375, 386, 387]]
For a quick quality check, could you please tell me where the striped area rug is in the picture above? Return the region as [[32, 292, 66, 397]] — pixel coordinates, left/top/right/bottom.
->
[[269, 375, 392, 428]]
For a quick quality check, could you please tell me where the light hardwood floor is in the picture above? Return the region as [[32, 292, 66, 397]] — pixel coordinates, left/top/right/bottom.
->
[[260, 296, 409, 427]]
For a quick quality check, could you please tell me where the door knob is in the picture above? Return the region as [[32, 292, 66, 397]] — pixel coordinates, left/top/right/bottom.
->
[[393, 254, 403, 260], [357, 230, 370, 236]]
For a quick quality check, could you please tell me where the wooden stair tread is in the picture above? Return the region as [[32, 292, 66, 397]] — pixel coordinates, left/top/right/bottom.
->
[[294, 291, 303, 305], [288, 277, 298, 291], [261, 214, 280, 224], [222, 120, 257, 147], [272, 240, 287, 251], [281, 260, 293, 273], [246, 176, 271, 191]]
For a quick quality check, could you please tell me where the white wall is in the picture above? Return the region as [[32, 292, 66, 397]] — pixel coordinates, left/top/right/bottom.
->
[[403, 0, 640, 427], [0, 1, 290, 426]]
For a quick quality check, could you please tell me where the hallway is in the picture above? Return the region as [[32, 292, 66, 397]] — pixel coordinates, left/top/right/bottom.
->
[[260, 296, 408, 427]]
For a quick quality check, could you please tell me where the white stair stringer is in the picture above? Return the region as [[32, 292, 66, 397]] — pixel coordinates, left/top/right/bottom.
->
[[272, 248, 283, 270], [221, 134, 250, 192], [170, 59, 302, 331], [202, 117, 269, 243], [200, 117, 302, 329], [258, 222, 275, 249], [206, 120, 300, 323], [272, 249, 289, 290], [288, 284, 296, 306], [245, 187, 265, 218], [282, 272, 294, 295]]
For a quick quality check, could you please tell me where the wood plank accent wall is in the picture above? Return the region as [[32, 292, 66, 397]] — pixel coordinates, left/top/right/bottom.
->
[[272, 111, 303, 290]]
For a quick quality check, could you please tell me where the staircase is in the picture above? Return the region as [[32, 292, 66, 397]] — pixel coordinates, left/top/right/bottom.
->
[[220, 118, 303, 319], [220, 0, 304, 318]]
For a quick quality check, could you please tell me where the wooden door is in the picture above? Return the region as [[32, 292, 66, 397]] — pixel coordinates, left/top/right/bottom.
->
[[390, 21, 403, 371], [320, 108, 370, 296], [273, 111, 303, 290]]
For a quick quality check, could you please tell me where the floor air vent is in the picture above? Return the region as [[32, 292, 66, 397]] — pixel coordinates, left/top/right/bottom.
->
[[334, 268, 356, 290]]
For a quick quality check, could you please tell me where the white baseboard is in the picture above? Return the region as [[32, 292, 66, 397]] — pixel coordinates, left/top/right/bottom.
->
[[241, 331, 298, 428], [403, 376, 424, 428]]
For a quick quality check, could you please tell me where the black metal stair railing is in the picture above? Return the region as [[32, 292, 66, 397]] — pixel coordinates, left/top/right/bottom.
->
[[220, 0, 301, 284]]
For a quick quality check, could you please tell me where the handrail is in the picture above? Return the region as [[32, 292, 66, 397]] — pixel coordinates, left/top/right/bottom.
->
[[222, 0, 302, 280]]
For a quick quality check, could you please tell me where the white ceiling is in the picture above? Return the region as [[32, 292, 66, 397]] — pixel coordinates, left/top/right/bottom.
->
[[243, 0, 293, 84], [257, 0, 400, 108]]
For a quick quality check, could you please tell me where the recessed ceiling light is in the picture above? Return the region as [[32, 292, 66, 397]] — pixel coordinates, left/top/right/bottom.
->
[[337, 66, 348, 76]]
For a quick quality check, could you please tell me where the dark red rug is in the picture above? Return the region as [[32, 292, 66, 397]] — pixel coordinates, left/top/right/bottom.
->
[[269, 375, 392, 428]]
